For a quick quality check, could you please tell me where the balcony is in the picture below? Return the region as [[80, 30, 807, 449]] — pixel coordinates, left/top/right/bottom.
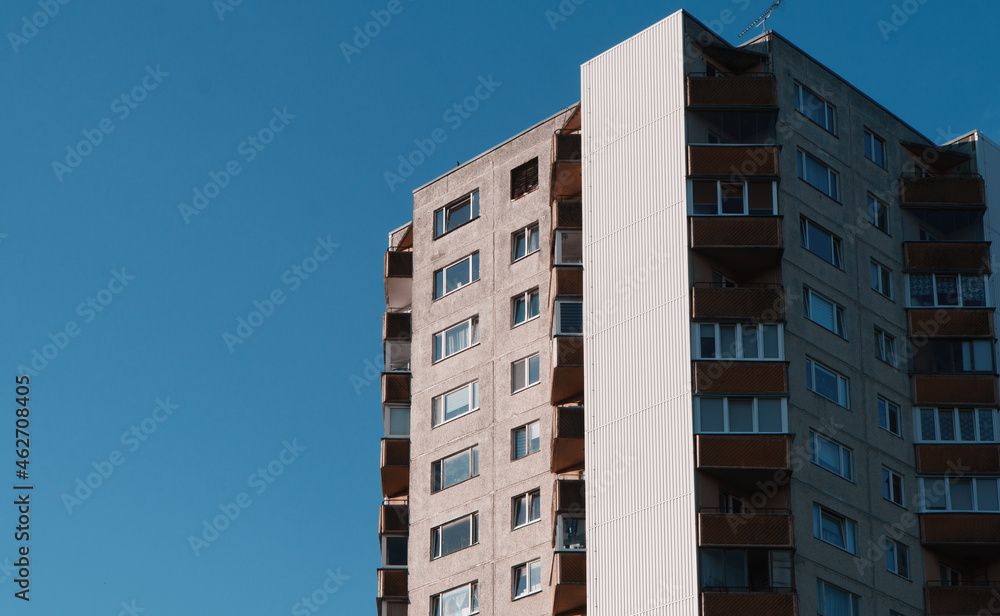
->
[[553, 199, 582, 230], [904, 242, 991, 273], [384, 251, 413, 311], [379, 502, 409, 534], [916, 444, 1000, 475], [912, 375, 998, 406], [909, 309, 994, 338], [380, 439, 409, 499], [551, 337, 584, 405], [691, 284, 785, 321], [687, 74, 778, 107], [551, 266, 584, 298], [900, 174, 985, 207], [927, 583, 1000, 616], [922, 513, 1000, 552], [693, 361, 787, 395], [702, 591, 797, 616], [552, 132, 582, 198], [688, 145, 780, 177], [551, 552, 586, 615], [696, 434, 792, 490], [689, 217, 783, 274], [551, 406, 584, 473], [382, 373, 411, 405], [377, 568, 408, 601], [699, 509, 794, 548], [554, 477, 585, 515]]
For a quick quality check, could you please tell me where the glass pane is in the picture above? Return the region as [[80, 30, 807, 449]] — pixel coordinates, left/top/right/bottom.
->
[[809, 294, 835, 330], [974, 341, 992, 371], [514, 428, 527, 459], [742, 326, 759, 359], [923, 479, 947, 510], [748, 181, 774, 215], [701, 549, 725, 589], [528, 355, 540, 385], [920, 409, 937, 441], [445, 322, 470, 356], [443, 452, 471, 488], [757, 399, 783, 432], [514, 567, 527, 597], [938, 409, 955, 441], [719, 325, 737, 359], [513, 297, 526, 325], [559, 301, 584, 334], [728, 399, 754, 432], [434, 209, 445, 237], [446, 259, 472, 293], [962, 275, 986, 306], [447, 200, 471, 232], [807, 223, 834, 264], [385, 536, 407, 566], [813, 365, 839, 401], [530, 493, 540, 521], [959, 410, 977, 441], [762, 325, 780, 358], [820, 513, 845, 547], [471, 252, 479, 281], [909, 274, 934, 306], [693, 180, 718, 215], [440, 517, 472, 556], [815, 435, 841, 474], [977, 479, 999, 511], [444, 386, 471, 422], [560, 516, 586, 549], [559, 231, 583, 264], [528, 292, 539, 318], [720, 183, 744, 214], [441, 585, 471, 616], [512, 360, 526, 392], [979, 410, 995, 442], [936, 275, 959, 306], [527, 227, 539, 253], [700, 325, 716, 359], [699, 398, 725, 432], [513, 497, 526, 527], [435, 269, 446, 299], [529, 561, 541, 592], [389, 407, 410, 436], [724, 550, 747, 588], [528, 422, 540, 453], [950, 479, 974, 510], [770, 551, 792, 588], [513, 232, 526, 260]]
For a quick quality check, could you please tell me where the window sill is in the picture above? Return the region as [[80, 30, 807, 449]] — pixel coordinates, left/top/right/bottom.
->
[[432, 216, 480, 241], [431, 542, 479, 561], [512, 589, 542, 601], [511, 249, 540, 264], [433, 342, 481, 365], [431, 408, 478, 430], [511, 187, 539, 202], [512, 314, 541, 329], [816, 537, 856, 555], [512, 449, 540, 462], [432, 278, 481, 303], [512, 518, 541, 531], [512, 381, 541, 395]]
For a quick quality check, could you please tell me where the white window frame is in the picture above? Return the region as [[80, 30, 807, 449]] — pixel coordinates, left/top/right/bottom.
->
[[512, 288, 540, 328], [813, 503, 858, 554], [870, 260, 893, 299], [877, 396, 901, 437], [431, 512, 479, 560], [800, 219, 843, 268], [555, 230, 582, 265], [886, 538, 910, 579], [882, 468, 905, 507], [433, 316, 480, 363], [431, 446, 479, 493], [809, 431, 854, 481], [804, 288, 846, 337], [794, 83, 837, 133], [693, 323, 784, 361], [915, 408, 998, 443], [817, 580, 860, 616], [433, 191, 480, 239], [694, 397, 789, 434], [797, 149, 840, 200], [553, 299, 584, 336], [432, 381, 479, 428], [512, 421, 541, 460], [555, 514, 586, 551], [511, 223, 540, 263], [906, 273, 989, 308], [512, 559, 542, 600], [383, 404, 410, 438], [875, 327, 898, 367], [864, 129, 886, 168], [380, 534, 407, 569], [806, 359, 850, 408], [688, 179, 778, 216], [511, 353, 541, 393], [433, 252, 480, 300], [919, 477, 1000, 512], [867, 194, 889, 234], [512, 489, 542, 529], [431, 582, 479, 616]]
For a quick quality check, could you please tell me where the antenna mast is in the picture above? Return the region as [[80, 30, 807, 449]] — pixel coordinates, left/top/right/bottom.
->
[[739, 0, 783, 38]]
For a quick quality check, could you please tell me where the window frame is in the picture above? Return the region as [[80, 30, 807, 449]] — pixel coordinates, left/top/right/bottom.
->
[[867, 194, 890, 234], [511, 559, 542, 600], [813, 503, 858, 554], [555, 514, 586, 551], [384, 404, 411, 438], [431, 381, 480, 428], [689, 179, 778, 216], [433, 191, 480, 239], [870, 260, 893, 299], [800, 218, 844, 269], [806, 359, 850, 408], [882, 468, 906, 507], [511, 421, 541, 460], [380, 534, 408, 569], [794, 82, 837, 134], [553, 298, 584, 336], [511, 353, 541, 393], [511, 489, 542, 530], [874, 327, 898, 367], [915, 407, 998, 443], [877, 396, 902, 437], [919, 477, 1000, 512], [430, 582, 479, 616], [804, 288, 847, 338], [797, 149, 840, 200], [555, 230, 583, 266], [431, 512, 479, 560], [809, 431, 854, 481], [864, 129, 887, 168], [817, 580, 860, 616], [511, 288, 541, 328], [433, 252, 480, 300], [693, 323, 784, 361], [432, 316, 480, 363], [694, 397, 789, 434], [510, 158, 539, 200], [886, 538, 910, 579], [511, 223, 540, 263], [431, 446, 480, 493], [906, 273, 989, 308]]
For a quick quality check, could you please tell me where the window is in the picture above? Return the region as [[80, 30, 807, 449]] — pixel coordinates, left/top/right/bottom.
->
[[794, 83, 836, 133], [384, 338, 411, 372], [870, 261, 893, 299], [432, 382, 479, 427], [804, 288, 846, 337], [512, 421, 540, 459], [806, 359, 850, 407], [917, 408, 997, 443], [813, 504, 857, 553], [556, 515, 586, 550], [694, 323, 783, 360], [431, 447, 479, 493], [886, 539, 909, 578], [877, 397, 901, 436], [510, 158, 539, 200], [555, 230, 582, 265], [431, 513, 478, 559], [690, 179, 777, 215], [908, 274, 987, 307], [434, 191, 480, 238], [801, 219, 843, 268], [511, 354, 540, 393], [875, 328, 897, 367], [797, 150, 840, 200], [511, 223, 540, 262], [433, 317, 479, 362], [431, 582, 479, 616], [550, 298, 583, 335], [817, 580, 860, 616], [384, 405, 410, 438], [381, 535, 407, 568], [512, 289, 540, 327], [864, 130, 886, 167], [883, 468, 905, 506], [810, 431, 854, 480], [940, 563, 963, 586], [867, 194, 889, 233], [712, 270, 737, 288], [512, 489, 541, 529], [912, 339, 994, 374], [700, 549, 792, 591], [434, 253, 480, 299], [695, 397, 787, 433], [689, 110, 776, 145], [920, 477, 1000, 512], [512, 560, 542, 599], [719, 491, 746, 514]]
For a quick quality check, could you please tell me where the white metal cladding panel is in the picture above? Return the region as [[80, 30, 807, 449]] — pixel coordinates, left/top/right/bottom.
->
[[977, 133, 1000, 368], [581, 10, 698, 616]]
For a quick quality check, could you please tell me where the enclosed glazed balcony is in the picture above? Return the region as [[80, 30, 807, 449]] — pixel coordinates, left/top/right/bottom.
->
[[551, 337, 584, 405], [552, 132, 582, 198], [383, 312, 412, 373], [551, 406, 584, 473], [904, 242, 991, 273], [908, 309, 994, 338], [693, 361, 788, 395], [686, 73, 778, 107], [699, 509, 794, 548], [702, 591, 797, 616], [689, 217, 783, 274], [691, 283, 785, 321], [696, 434, 792, 490], [926, 582, 1000, 616], [900, 174, 985, 208], [912, 376, 998, 406], [551, 552, 586, 615], [384, 250, 413, 311], [688, 145, 780, 177], [916, 444, 1000, 474], [380, 438, 409, 498], [382, 373, 411, 406]]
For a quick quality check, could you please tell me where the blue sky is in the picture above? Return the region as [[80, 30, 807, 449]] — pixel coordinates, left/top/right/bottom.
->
[[0, 0, 997, 613]]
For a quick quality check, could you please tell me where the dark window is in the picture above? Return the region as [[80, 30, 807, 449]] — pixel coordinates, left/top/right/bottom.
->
[[511, 158, 539, 199]]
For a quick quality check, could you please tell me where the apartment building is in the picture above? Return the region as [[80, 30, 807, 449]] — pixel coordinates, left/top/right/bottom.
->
[[379, 9, 1000, 616]]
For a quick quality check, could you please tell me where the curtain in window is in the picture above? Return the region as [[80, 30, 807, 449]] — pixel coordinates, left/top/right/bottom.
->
[[962, 275, 986, 306], [809, 294, 835, 330], [445, 322, 470, 356], [936, 275, 959, 306], [514, 429, 528, 459], [440, 517, 472, 555], [920, 409, 936, 441], [980, 410, 996, 442], [909, 275, 933, 306], [820, 583, 851, 616]]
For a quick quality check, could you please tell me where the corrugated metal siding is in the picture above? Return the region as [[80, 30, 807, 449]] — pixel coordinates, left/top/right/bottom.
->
[[581, 11, 698, 616], [975, 133, 1000, 371]]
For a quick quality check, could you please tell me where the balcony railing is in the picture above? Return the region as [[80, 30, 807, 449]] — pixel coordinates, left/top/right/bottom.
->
[[551, 552, 587, 615], [551, 406, 584, 473], [384, 251, 413, 311], [551, 337, 584, 405], [916, 444, 1000, 474], [912, 375, 998, 406], [377, 569, 408, 600], [688, 145, 780, 177], [693, 361, 788, 395], [702, 590, 797, 616], [689, 217, 783, 274], [379, 502, 409, 534], [686, 74, 778, 107], [555, 132, 582, 162], [554, 477, 585, 515], [900, 174, 986, 207], [926, 582, 1000, 616], [691, 283, 785, 321], [380, 439, 410, 499], [904, 242, 991, 273], [698, 509, 794, 547], [696, 434, 791, 490], [553, 132, 582, 198], [921, 513, 1000, 547], [382, 373, 411, 405], [553, 199, 582, 230], [551, 266, 584, 299], [908, 309, 994, 338]]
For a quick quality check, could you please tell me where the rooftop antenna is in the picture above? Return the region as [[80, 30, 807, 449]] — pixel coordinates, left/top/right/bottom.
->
[[739, 0, 782, 38]]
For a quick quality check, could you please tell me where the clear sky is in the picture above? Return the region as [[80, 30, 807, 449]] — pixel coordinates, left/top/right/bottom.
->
[[0, 0, 997, 613]]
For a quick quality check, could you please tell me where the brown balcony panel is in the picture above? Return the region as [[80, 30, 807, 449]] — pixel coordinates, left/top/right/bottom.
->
[[702, 592, 797, 616], [553, 161, 582, 198], [380, 439, 410, 499], [553, 200, 582, 229], [909, 309, 994, 338], [922, 513, 1000, 546], [552, 406, 585, 473], [697, 435, 792, 491], [694, 361, 787, 395], [927, 585, 1000, 616], [904, 242, 991, 273], [377, 569, 408, 600], [383, 312, 412, 341], [554, 478, 585, 514], [552, 266, 584, 297], [552, 338, 584, 405], [384, 251, 413, 278], [687, 75, 778, 107], [379, 504, 409, 534], [916, 444, 1000, 475], [385, 251, 413, 310], [901, 176, 986, 207], [692, 285, 785, 321], [555, 133, 582, 162], [376, 600, 408, 616], [912, 376, 998, 406], [552, 552, 587, 615], [382, 373, 411, 405], [699, 512, 794, 547], [689, 217, 783, 275], [688, 145, 780, 177]]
